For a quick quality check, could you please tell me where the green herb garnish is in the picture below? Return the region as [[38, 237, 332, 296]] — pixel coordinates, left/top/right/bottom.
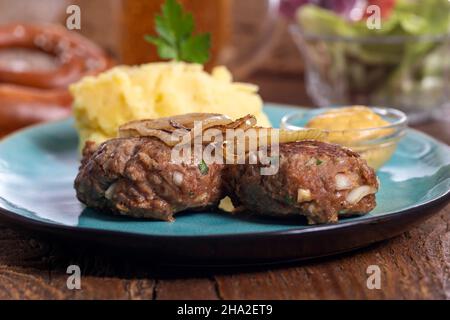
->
[[316, 159, 323, 166], [198, 159, 209, 175], [144, 0, 211, 64], [284, 195, 295, 205]]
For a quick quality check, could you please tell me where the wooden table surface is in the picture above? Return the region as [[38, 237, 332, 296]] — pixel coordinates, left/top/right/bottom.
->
[[0, 70, 449, 300]]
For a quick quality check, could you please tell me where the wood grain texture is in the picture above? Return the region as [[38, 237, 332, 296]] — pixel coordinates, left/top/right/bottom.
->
[[155, 279, 219, 300], [0, 203, 448, 300], [215, 205, 449, 300], [0, 71, 448, 300]]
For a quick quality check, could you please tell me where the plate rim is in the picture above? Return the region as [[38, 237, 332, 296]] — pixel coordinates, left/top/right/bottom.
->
[[0, 187, 449, 241]]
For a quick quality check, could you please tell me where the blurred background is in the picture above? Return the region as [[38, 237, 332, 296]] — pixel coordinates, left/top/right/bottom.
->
[[0, 0, 449, 137]]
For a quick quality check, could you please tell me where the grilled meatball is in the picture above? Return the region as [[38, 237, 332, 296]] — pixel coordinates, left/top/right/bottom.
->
[[74, 137, 225, 221], [226, 141, 378, 224]]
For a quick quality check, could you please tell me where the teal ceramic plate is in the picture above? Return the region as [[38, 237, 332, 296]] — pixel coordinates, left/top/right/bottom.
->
[[0, 104, 449, 264]]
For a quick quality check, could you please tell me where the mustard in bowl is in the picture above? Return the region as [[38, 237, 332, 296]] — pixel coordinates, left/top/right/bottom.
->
[[280, 106, 408, 170]]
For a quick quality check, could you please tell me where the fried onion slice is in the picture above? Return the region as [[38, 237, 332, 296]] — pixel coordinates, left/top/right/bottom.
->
[[118, 113, 328, 148]]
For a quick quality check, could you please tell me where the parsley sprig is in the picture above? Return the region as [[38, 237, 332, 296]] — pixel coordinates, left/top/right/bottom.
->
[[144, 0, 211, 64], [198, 159, 209, 175]]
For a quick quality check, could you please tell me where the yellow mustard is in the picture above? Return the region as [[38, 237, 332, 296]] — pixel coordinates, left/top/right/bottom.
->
[[305, 106, 396, 169]]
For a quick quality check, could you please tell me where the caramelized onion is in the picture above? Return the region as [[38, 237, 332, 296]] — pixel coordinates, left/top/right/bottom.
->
[[104, 182, 117, 200], [346, 185, 377, 205], [119, 113, 232, 146], [256, 128, 327, 145], [118, 113, 328, 148], [297, 188, 312, 203], [225, 114, 257, 130], [335, 174, 352, 190], [172, 171, 184, 186], [119, 113, 231, 134]]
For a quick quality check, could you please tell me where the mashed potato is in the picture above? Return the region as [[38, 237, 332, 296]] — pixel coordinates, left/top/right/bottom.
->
[[70, 62, 271, 148]]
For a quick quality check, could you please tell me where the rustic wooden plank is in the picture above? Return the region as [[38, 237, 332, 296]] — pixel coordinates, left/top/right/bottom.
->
[[246, 71, 311, 107], [215, 204, 449, 299], [0, 222, 158, 299], [0, 266, 64, 299], [155, 278, 219, 300], [414, 120, 450, 145], [47, 274, 155, 300], [0, 224, 50, 268], [45, 242, 157, 299], [42, 238, 219, 299], [0, 224, 61, 299]]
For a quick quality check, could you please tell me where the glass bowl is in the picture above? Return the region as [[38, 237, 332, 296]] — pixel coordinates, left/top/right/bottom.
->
[[280, 107, 408, 170], [290, 25, 450, 124]]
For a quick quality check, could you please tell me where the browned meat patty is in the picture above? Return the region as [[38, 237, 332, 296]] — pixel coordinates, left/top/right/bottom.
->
[[74, 137, 225, 221], [226, 141, 378, 224]]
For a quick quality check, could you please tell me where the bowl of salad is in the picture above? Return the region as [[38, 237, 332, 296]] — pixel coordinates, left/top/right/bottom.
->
[[283, 0, 450, 123]]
